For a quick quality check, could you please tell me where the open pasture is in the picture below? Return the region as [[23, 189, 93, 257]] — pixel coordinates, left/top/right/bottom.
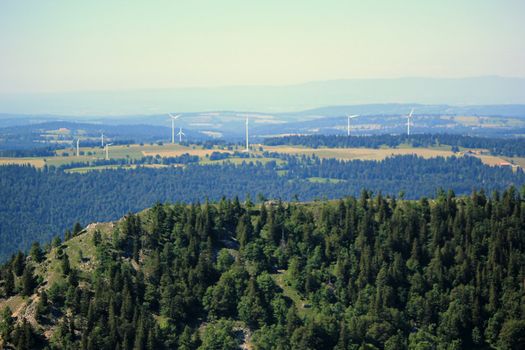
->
[[260, 144, 517, 169], [0, 142, 520, 171], [0, 157, 46, 167], [261, 145, 456, 161]]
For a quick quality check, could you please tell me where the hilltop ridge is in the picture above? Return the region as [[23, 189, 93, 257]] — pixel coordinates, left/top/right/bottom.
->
[[1, 191, 524, 349]]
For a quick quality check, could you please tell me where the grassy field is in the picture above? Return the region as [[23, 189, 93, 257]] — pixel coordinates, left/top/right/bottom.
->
[[0, 142, 520, 171], [453, 115, 525, 128], [0, 157, 46, 167], [64, 163, 171, 173], [307, 177, 345, 184], [262, 144, 456, 161], [142, 147, 226, 158], [271, 271, 313, 319], [55, 143, 180, 161], [0, 143, 230, 169], [33, 221, 116, 288], [0, 295, 26, 318], [261, 144, 520, 169], [472, 154, 510, 167], [506, 156, 525, 168]]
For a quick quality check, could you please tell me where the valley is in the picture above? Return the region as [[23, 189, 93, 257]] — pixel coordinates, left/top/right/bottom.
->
[[1, 2, 525, 348]]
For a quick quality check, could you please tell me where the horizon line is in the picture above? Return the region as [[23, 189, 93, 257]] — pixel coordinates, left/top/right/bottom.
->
[[1, 75, 525, 96]]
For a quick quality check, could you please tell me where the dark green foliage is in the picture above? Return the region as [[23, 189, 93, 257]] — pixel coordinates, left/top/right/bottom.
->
[[2, 267, 15, 297], [51, 236, 62, 248], [72, 222, 83, 236], [92, 230, 102, 246], [198, 319, 240, 350], [21, 264, 36, 296], [0, 189, 523, 349], [13, 319, 41, 350], [498, 320, 525, 350], [216, 249, 235, 272], [36, 291, 48, 313], [0, 306, 13, 343], [12, 251, 25, 276], [29, 242, 44, 263], [238, 278, 269, 328], [1, 153, 524, 261], [61, 252, 71, 276]]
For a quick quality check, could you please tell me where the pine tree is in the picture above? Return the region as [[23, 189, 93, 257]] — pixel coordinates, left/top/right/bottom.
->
[[0, 306, 13, 344], [3, 267, 15, 296], [92, 229, 102, 246], [238, 278, 268, 329], [21, 265, 36, 296], [15, 319, 36, 350], [178, 326, 194, 350], [61, 252, 71, 275], [73, 222, 83, 236], [36, 291, 49, 321], [12, 251, 25, 276], [334, 321, 349, 350], [29, 242, 44, 263], [236, 213, 254, 248]]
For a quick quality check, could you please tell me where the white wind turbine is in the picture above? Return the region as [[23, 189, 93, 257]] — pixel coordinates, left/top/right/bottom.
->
[[101, 132, 104, 147], [406, 108, 414, 135], [105, 143, 113, 160], [169, 113, 181, 144], [177, 127, 185, 143], [347, 114, 359, 136], [235, 114, 252, 152], [76, 138, 80, 157]]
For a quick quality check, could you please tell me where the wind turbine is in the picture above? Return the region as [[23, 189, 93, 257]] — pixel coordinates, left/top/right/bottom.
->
[[177, 127, 185, 143], [347, 114, 359, 136], [105, 143, 113, 160], [236, 114, 252, 152], [169, 113, 181, 144], [76, 138, 80, 157], [406, 108, 414, 136], [101, 133, 104, 147]]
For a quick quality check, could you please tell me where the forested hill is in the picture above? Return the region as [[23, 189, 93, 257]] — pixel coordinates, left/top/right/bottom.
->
[[1, 155, 525, 261], [264, 134, 525, 157], [0, 189, 524, 349]]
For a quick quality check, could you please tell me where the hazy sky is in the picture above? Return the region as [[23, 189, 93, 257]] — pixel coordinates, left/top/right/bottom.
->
[[1, 0, 524, 94]]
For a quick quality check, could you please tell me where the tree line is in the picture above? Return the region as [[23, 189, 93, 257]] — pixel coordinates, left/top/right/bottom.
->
[[264, 134, 525, 157], [1, 154, 524, 261]]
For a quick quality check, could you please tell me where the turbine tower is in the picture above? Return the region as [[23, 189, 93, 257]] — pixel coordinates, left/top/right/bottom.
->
[[76, 138, 80, 157], [169, 114, 181, 144], [105, 143, 113, 160], [101, 133, 104, 147], [406, 108, 414, 136], [347, 115, 359, 136], [177, 127, 185, 143]]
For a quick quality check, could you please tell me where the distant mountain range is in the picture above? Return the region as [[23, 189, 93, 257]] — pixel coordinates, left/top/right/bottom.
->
[[1, 76, 525, 115], [3, 101, 525, 145], [289, 104, 525, 118]]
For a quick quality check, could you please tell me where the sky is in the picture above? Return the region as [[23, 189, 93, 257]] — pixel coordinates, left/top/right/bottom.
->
[[0, 0, 524, 94]]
